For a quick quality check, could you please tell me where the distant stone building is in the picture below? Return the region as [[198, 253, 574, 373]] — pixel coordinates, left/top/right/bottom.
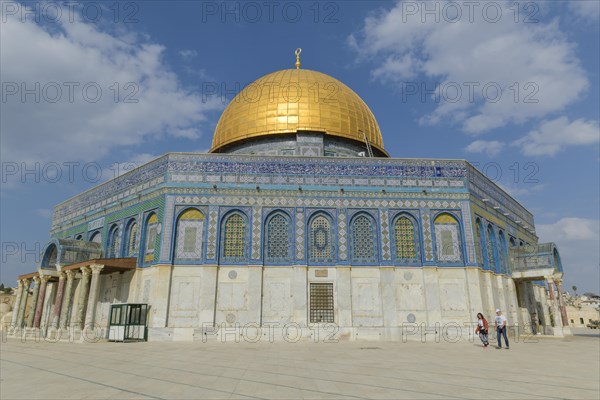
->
[[564, 295, 600, 328], [9, 53, 571, 341], [1, 288, 20, 330]]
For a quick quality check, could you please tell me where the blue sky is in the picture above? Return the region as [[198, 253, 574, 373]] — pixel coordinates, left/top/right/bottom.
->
[[1, 1, 599, 293]]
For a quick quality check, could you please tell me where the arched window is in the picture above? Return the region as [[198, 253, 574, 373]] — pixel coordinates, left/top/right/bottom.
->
[[350, 214, 377, 263], [107, 225, 120, 258], [498, 231, 509, 274], [509, 237, 517, 248], [144, 213, 158, 263], [475, 218, 485, 268], [75, 234, 83, 241], [264, 212, 291, 263], [486, 224, 497, 272], [175, 208, 205, 260], [125, 220, 138, 257], [309, 214, 335, 263], [42, 244, 58, 269], [393, 215, 419, 263], [553, 248, 563, 273], [90, 231, 101, 244], [434, 213, 463, 263], [221, 212, 247, 263]]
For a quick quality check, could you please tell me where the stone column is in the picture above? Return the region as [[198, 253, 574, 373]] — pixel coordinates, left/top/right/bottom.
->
[[84, 265, 104, 328], [75, 267, 92, 329], [536, 284, 551, 332], [33, 275, 50, 328], [59, 271, 75, 329], [9, 280, 24, 329], [546, 278, 563, 328], [26, 276, 41, 328], [16, 279, 30, 328], [50, 272, 66, 328], [555, 280, 569, 326]]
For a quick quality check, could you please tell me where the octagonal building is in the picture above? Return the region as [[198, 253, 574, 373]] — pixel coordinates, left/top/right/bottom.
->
[[10, 56, 571, 341]]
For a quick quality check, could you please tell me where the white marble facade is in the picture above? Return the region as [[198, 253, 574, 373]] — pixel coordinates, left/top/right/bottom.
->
[[115, 264, 530, 342]]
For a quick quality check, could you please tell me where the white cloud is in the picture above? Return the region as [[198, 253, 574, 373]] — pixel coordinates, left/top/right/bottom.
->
[[184, 66, 211, 80], [569, 1, 600, 20], [513, 117, 599, 156], [538, 217, 599, 242], [179, 49, 199, 59], [497, 182, 546, 198], [537, 217, 600, 293], [350, 1, 589, 134], [0, 7, 222, 165], [465, 140, 505, 156], [372, 54, 422, 80]]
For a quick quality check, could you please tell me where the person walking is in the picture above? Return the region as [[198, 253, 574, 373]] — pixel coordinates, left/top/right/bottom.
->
[[495, 308, 509, 349], [475, 313, 489, 348]]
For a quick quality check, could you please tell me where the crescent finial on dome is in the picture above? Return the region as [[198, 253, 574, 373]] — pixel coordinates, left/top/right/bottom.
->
[[295, 48, 302, 69]]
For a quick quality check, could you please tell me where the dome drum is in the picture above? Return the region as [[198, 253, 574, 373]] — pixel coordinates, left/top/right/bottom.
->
[[212, 130, 388, 157]]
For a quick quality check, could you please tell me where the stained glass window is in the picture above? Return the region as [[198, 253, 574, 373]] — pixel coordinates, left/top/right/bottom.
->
[[395, 216, 417, 261], [434, 214, 462, 263], [144, 213, 158, 263], [175, 208, 205, 260], [351, 214, 377, 263], [126, 221, 138, 256], [266, 213, 290, 262], [222, 213, 246, 261], [310, 215, 333, 262]]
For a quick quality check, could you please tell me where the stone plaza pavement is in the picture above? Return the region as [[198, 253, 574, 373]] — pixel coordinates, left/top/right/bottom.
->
[[1, 333, 599, 399]]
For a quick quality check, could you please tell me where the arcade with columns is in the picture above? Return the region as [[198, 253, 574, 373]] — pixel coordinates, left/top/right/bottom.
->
[[8, 239, 136, 339]]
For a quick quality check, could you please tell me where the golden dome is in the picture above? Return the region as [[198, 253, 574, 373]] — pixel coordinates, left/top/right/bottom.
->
[[210, 68, 386, 155]]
